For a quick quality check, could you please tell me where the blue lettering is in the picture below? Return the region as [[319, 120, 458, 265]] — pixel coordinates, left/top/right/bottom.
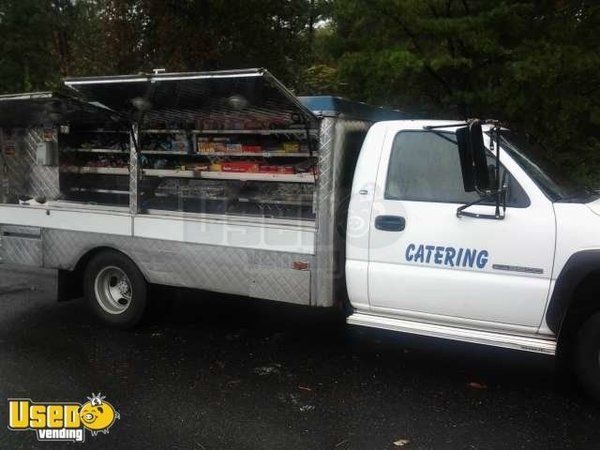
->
[[463, 249, 476, 268], [476, 250, 489, 269], [455, 248, 464, 267], [444, 247, 456, 267], [434, 246, 444, 265], [405, 244, 416, 262], [406, 244, 488, 270], [425, 245, 435, 263], [415, 245, 425, 263]]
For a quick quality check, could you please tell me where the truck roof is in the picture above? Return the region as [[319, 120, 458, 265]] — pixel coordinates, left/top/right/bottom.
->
[[298, 96, 405, 121], [371, 119, 496, 132]]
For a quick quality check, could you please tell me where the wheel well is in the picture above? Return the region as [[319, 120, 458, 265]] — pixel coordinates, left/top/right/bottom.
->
[[560, 270, 600, 339], [57, 247, 137, 302], [72, 246, 122, 273]]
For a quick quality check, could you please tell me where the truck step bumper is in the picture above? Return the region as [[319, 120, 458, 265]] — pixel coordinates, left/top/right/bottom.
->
[[347, 312, 556, 355]]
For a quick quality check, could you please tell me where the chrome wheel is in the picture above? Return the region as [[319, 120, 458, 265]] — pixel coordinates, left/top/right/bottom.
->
[[94, 266, 132, 315]]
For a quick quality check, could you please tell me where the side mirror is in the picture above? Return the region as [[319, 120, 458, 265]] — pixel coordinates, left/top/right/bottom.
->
[[456, 121, 491, 192]]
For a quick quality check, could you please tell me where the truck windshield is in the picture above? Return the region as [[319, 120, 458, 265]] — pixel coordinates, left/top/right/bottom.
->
[[492, 130, 596, 203]]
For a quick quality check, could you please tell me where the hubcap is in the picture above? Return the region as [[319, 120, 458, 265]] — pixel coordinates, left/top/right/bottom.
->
[[94, 266, 132, 315]]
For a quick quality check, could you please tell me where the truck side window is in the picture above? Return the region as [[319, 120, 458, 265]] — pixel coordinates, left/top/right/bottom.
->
[[385, 131, 529, 207]]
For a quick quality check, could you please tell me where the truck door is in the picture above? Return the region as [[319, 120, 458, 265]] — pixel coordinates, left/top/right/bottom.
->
[[367, 126, 555, 330]]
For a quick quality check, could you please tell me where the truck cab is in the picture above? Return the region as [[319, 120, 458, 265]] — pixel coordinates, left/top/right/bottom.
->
[[347, 120, 600, 398]]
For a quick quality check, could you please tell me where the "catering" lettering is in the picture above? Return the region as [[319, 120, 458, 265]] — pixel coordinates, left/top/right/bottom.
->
[[405, 244, 489, 269]]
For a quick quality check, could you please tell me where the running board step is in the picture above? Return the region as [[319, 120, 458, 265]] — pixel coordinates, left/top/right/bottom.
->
[[347, 313, 556, 355]]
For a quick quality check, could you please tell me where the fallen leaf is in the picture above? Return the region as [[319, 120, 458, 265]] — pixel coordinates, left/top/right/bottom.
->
[[393, 438, 410, 447], [299, 404, 315, 413], [252, 364, 281, 376]]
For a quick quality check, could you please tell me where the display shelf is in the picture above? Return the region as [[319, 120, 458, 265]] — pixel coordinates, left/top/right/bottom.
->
[[141, 151, 315, 157], [197, 152, 315, 158], [195, 129, 316, 136], [238, 197, 312, 206], [61, 166, 129, 175], [200, 171, 315, 183], [59, 123, 317, 218], [62, 148, 129, 154], [69, 130, 129, 134], [151, 193, 311, 206], [69, 187, 129, 194], [142, 169, 315, 183], [141, 150, 189, 155], [154, 192, 228, 201], [143, 169, 197, 178], [142, 129, 188, 135], [143, 129, 316, 136]]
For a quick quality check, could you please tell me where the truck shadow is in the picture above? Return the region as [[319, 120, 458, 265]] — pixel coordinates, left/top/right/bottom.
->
[[152, 285, 566, 393], [1, 281, 573, 397]]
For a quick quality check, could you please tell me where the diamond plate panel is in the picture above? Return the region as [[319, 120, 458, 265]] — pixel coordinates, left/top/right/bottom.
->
[[43, 229, 314, 305], [129, 125, 139, 214], [314, 118, 371, 306], [2, 128, 60, 201], [0, 235, 42, 267], [249, 267, 309, 304], [2, 225, 41, 236]]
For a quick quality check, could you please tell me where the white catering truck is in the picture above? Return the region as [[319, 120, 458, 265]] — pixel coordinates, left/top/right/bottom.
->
[[1, 69, 600, 398]]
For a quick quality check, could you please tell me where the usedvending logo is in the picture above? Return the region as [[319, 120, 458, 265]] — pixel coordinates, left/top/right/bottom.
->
[[8, 393, 119, 443]]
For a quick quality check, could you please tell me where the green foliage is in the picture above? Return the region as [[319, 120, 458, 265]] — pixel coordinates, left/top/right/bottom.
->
[[298, 64, 341, 94], [0, 0, 326, 89], [327, 0, 600, 184], [0, 0, 58, 92]]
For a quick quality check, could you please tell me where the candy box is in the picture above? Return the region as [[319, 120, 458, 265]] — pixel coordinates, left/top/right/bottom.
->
[[260, 165, 295, 174], [197, 138, 214, 153], [241, 145, 262, 153], [190, 163, 210, 172], [226, 143, 243, 153], [212, 138, 229, 153], [283, 142, 300, 153], [172, 133, 189, 152], [221, 162, 260, 173]]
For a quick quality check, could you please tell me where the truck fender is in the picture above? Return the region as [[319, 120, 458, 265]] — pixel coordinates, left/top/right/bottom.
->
[[56, 246, 143, 302], [546, 250, 600, 334]]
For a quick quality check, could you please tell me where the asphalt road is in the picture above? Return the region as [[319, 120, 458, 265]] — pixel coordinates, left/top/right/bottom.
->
[[0, 265, 599, 449]]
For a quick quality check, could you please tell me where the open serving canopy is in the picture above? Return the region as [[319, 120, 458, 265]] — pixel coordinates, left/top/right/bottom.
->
[[0, 92, 121, 128], [64, 68, 317, 128]]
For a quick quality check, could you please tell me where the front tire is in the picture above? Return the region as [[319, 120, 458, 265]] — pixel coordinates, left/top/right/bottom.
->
[[84, 250, 148, 329], [575, 312, 600, 401]]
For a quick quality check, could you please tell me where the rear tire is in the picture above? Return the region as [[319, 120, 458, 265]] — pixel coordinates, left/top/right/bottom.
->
[[574, 312, 600, 401], [84, 250, 147, 329]]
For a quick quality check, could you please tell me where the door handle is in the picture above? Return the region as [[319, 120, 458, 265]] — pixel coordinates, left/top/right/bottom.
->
[[375, 215, 406, 232]]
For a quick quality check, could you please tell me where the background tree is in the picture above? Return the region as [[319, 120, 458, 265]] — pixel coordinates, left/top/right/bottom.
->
[[0, 0, 58, 92], [324, 0, 600, 183]]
